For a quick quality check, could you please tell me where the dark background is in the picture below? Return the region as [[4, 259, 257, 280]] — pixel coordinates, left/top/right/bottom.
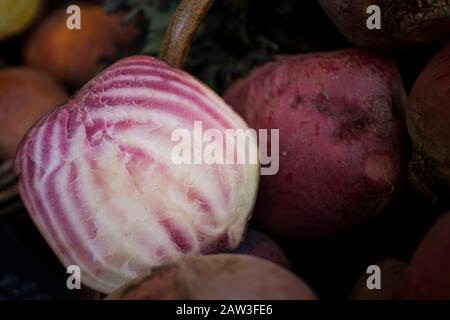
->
[[0, 0, 447, 300]]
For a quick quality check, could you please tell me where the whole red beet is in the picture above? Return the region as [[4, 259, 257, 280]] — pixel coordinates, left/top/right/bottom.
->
[[233, 228, 290, 269], [400, 212, 450, 300], [224, 49, 406, 239], [407, 42, 450, 203], [319, 0, 450, 50], [106, 254, 317, 300]]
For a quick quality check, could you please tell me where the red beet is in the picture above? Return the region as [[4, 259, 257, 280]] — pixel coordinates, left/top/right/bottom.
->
[[407, 42, 450, 203], [233, 228, 289, 269], [106, 254, 317, 300], [319, 0, 450, 50], [224, 49, 406, 239], [400, 212, 450, 300]]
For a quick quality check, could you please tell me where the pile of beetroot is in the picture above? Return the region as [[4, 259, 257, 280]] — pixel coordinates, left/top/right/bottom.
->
[[219, 0, 450, 299], [3, 0, 450, 300], [219, 1, 450, 299]]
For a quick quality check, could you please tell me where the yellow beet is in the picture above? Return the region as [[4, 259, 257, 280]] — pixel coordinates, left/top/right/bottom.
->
[[0, 0, 40, 41], [24, 4, 139, 88], [0, 67, 68, 160]]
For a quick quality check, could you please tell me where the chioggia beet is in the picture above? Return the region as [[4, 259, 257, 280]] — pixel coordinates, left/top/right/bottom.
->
[[233, 228, 289, 269], [106, 254, 317, 300], [224, 49, 406, 239], [0, 67, 68, 160], [14, 56, 259, 294], [350, 259, 407, 300], [399, 212, 450, 300], [319, 0, 450, 50], [407, 42, 450, 203]]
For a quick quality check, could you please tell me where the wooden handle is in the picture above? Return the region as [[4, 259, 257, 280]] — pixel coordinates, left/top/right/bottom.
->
[[160, 0, 214, 69]]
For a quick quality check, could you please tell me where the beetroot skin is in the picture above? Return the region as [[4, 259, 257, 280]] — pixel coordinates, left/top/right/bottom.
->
[[106, 254, 317, 300], [319, 0, 450, 50], [224, 49, 406, 239], [407, 42, 450, 203], [400, 212, 450, 300], [233, 228, 290, 269]]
